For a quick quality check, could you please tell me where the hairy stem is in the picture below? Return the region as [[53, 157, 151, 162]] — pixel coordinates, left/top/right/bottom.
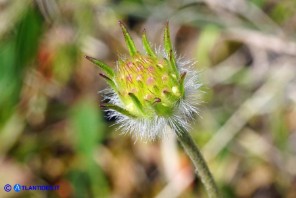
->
[[172, 124, 219, 198]]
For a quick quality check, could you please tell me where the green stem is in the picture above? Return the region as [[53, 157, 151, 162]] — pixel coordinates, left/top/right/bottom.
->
[[172, 124, 219, 198]]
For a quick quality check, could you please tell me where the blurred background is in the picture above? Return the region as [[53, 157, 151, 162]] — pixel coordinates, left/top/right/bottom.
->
[[1, 0, 296, 197]]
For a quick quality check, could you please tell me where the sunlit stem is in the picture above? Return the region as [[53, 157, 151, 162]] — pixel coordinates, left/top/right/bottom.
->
[[169, 122, 219, 198]]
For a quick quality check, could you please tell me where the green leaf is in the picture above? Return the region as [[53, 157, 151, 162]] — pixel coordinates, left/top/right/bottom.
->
[[71, 98, 105, 158], [164, 22, 173, 54], [119, 21, 137, 56], [164, 23, 178, 74], [0, 5, 44, 125], [179, 72, 187, 94], [168, 50, 178, 74], [70, 98, 109, 197], [142, 29, 156, 58], [100, 103, 136, 118], [99, 73, 117, 91], [15, 5, 44, 67], [128, 93, 144, 113], [85, 56, 114, 78]]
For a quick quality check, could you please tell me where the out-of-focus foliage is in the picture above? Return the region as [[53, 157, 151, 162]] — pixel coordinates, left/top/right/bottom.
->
[[0, 0, 296, 197]]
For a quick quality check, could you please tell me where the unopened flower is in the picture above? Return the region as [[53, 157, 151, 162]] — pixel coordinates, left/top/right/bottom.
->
[[86, 22, 201, 140]]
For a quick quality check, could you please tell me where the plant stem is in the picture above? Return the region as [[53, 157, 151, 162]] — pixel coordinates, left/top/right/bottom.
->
[[173, 124, 219, 198]]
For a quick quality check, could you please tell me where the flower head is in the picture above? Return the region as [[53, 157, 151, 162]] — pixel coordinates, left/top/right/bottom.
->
[[86, 22, 201, 140]]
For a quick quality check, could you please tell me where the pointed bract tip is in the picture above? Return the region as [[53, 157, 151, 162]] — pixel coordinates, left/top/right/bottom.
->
[[181, 72, 187, 79], [85, 55, 98, 63], [164, 21, 170, 33], [119, 21, 137, 56], [118, 20, 127, 30], [99, 73, 110, 80], [100, 103, 107, 108], [86, 55, 115, 78], [164, 22, 173, 60], [165, 20, 169, 27], [152, 98, 161, 105], [85, 55, 93, 61], [142, 29, 157, 58], [163, 90, 170, 94]]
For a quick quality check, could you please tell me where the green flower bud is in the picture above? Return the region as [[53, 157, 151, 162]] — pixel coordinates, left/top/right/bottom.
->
[[115, 52, 186, 118], [86, 22, 200, 140]]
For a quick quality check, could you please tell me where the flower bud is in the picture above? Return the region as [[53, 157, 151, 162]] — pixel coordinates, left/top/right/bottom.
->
[[86, 22, 200, 140]]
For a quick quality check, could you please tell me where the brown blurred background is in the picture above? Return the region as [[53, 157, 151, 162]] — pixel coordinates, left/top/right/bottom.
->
[[1, 0, 296, 197]]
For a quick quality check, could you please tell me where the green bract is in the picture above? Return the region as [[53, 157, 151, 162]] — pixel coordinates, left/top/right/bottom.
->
[[86, 22, 186, 119]]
